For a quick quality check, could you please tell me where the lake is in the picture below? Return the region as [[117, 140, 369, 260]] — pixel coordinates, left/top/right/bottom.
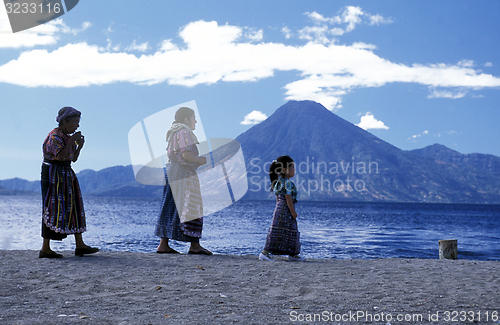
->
[[1, 195, 499, 260]]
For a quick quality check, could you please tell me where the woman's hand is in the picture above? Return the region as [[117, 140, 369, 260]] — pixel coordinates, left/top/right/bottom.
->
[[56, 131, 84, 161], [72, 133, 84, 162], [70, 131, 82, 143], [75, 133, 85, 147], [182, 151, 207, 165], [197, 156, 207, 165]]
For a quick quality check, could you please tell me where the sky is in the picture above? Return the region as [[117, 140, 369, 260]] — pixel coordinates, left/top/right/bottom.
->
[[1, 0, 500, 181]]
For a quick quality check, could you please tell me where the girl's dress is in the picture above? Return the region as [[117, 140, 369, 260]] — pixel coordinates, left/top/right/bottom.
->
[[264, 177, 301, 256], [41, 128, 86, 240], [154, 128, 203, 242]]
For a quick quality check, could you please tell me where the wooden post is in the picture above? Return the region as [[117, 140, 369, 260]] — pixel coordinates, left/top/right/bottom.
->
[[439, 239, 457, 260]]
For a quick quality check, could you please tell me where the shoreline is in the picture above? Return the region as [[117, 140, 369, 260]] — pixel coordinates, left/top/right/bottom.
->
[[4, 193, 500, 205], [1, 250, 499, 324]]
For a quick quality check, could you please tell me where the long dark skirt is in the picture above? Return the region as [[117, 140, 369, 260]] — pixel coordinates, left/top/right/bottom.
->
[[41, 161, 86, 240], [154, 163, 202, 242], [264, 195, 301, 256]]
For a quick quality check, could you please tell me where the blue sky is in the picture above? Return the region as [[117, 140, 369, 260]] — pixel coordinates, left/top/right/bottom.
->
[[1, 1, 500, 181]]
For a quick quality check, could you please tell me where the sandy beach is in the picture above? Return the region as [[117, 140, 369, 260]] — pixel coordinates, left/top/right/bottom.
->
[[1, 250, 499, 325]]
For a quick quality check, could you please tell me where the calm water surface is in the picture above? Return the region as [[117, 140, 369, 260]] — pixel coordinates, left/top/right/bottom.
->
[[1, 195, 499, 260]]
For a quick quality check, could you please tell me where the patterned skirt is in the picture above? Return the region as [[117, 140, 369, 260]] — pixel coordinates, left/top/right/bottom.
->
[[264, 195, 301, 256], [154, 163, 203, 242], [41, 160, 86, 239]]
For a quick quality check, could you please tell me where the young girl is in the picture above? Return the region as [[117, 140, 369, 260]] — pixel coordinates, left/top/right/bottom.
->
[[259, 156, 305, 262]]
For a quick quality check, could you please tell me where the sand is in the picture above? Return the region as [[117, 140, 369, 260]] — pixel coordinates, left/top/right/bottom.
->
[[1, 250, 499, 325]]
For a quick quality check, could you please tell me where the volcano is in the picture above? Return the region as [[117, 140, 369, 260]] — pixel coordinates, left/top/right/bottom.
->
[[236, 100, 500, 203]]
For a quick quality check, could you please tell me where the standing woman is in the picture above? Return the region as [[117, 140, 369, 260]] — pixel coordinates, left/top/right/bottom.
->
[[39, 107, 98, 258], [155, 107, 212, 255]]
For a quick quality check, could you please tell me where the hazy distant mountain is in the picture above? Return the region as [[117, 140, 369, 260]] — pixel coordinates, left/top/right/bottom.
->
[[77, 165, 164, 197], [0, 166, 163, 198], [410, 144, 500, 177], [236, 100, 500, 203], [2, 100, 500, 203], [0, 184, 37, 196], [0, 177, 39, 193]]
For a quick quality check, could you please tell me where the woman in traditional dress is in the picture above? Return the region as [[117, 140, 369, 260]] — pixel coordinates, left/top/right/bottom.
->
[[155, 107, 212, 255], [39, 107, 99, 258]]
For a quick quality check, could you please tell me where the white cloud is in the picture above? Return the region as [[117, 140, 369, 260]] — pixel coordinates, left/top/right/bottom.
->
[[330, 28, 345, 36], [125, 40, 150, 52], [1, 19, 500, 110], [342, 6, 364, 32], [352, 42, 377, 50], [356, 112, 389, 130], [106, 23, 115, 35], [99, 39, 121, 52], [437, 130, 458, 137], [241, 110, 268, 125], [485, 62, 493, 67], [298, 25, 331, 44], [281, 26, 293, 39], [427, 88, 467, 99], [458, 60, 474, 68], [408, 130, 429, 142], [0, 13, 61, 48], [70, 21, 92, 36], [305, 12, 333, 24], [245, 29, 263, 42], [409, 130, 458, 142], [307, 6, 392, 33], [301, 7, 392, 44], [158, 39, 179, 51], [369, 14, 394, 26], [0, 8, 90, 48]]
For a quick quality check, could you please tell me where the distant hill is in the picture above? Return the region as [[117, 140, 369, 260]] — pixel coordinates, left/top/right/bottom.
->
[[76, 165, 163, 197], [2, 100, 500, 203], [0, 177, 39, 193], [0, 184, 37, 196], [0, 166, 163, 198], [410, 144, 500, 177]]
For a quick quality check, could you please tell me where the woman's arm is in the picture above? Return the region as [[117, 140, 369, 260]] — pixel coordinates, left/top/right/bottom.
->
[[285, 194, 297, 219], [175, 130, 207, 165], [55, 132, 83, 161], [181, 151, 207, 165]]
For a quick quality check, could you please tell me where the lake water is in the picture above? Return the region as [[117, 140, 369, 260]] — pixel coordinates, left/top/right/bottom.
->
[[1, 195, 499, 260]]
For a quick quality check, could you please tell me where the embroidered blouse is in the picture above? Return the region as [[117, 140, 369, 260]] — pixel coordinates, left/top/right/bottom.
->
[[42, 128, 76, 161], [167, 129, 199, 169], [274, 177, 298, 202]]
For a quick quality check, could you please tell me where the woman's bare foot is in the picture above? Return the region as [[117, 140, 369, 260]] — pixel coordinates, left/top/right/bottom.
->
[[156, 238, 180, 254], [40, 238, 60, 257], [188, 243, 212, 255], [74, 233, 94, 249]]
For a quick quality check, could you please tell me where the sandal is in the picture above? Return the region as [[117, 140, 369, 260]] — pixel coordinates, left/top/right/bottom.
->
[[156, 248, 180, 254], [39, 250, 63, 259], [75, 247, 99, 257], [188, 248, 213, 256]]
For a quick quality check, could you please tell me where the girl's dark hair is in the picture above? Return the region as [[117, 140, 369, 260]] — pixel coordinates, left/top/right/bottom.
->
[[269, 155, 294, 190], [174, 107, 195, 124], [57, 107, 80, 127]]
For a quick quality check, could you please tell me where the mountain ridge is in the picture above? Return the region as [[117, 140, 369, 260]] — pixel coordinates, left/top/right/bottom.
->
[[410, 143, 500, 177]]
